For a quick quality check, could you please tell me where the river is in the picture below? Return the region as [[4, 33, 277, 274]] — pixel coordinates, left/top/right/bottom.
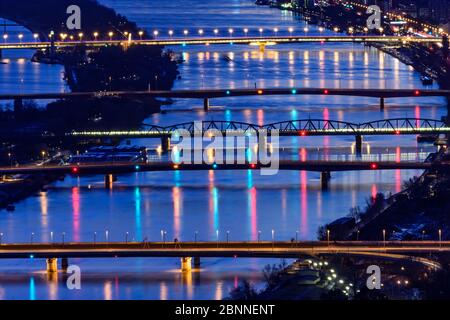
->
[[0, 0, 447, 299]]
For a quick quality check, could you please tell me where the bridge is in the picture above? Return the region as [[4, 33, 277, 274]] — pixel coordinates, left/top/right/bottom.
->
[[0, 240, 445, 272], [0, 35, 442, 51], [2, 87, 449, 112]]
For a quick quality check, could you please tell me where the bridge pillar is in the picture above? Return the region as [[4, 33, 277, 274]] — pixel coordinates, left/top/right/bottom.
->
[[161, 137, 171, 153], [105, 174, 115, 188], [181, 257, 192, 272], [194, 256, 201, 268], [203, 98, 210, 112], [61, 258, 69, 271], [14, 98, 23, 115], [321, 171, 331, 190], [46, 258, 58, 273], [380, 97, 385, 110], [355, 135, 363, 156]]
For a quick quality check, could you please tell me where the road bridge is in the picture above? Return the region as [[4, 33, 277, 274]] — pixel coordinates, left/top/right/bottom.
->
[[1, 87, 449, 113], [0, 240, 445, 272]]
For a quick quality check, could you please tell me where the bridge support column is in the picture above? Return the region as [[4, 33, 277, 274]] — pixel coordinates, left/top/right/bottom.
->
[[380, 97, 385, 110], [14, 98, 23, 115], [46, 258, 58, 273], [181, 257, 192, 272], [355, 135, 363, 156], [203, 98, 210, 112], [194, 256, 201, 268], [61, 258, 69, 271], [161, 137, 171, 153], [105, 174, 115, 188], [321, 171, 331, 190]]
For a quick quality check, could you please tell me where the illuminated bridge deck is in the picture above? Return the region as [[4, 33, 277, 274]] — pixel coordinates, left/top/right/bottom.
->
[[0, 35, 442, 50]]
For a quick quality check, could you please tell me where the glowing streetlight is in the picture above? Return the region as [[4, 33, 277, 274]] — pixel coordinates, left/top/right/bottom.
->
[[105, 230, 109, 243], [153, 30, 159, 38], [108, 31, 114, 41], [93, 32, 99, 41], [213, 29, 219, 36], [333, 27, 339, 33], [78, 32, 84, 42], [138, 30, 144, 40], [228, 28, 234, 37], [273, 27, 279, 36], [318, 26, 324, 33], [33, 33, 39, 42], [168, 30, 174, 38], [327, 229, 330, 246], [439, 229, 442, 248], [382, 229, 386, 247], [378, 27, 384, 34], [271, 229, 275, 250], [259, 28, 263, 37], [18, 34, 23, 43], [363, 27, 368, 33], [303, 27, 309, 34], [183, 29, 189, 36], [288, 27, 294, 36], [243, 28, 248, 36], [198, 29, 204, 36], [348, 27, 354, 34], [3, 34, 8, 42]]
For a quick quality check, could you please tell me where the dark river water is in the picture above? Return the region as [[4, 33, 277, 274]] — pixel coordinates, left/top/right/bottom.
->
[[0, 0, 446, 299]]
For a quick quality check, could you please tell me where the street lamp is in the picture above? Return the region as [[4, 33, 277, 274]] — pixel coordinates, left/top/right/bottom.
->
[[138, 31, 144, 40], [216, 230, 219, 248], [125, 232, 129, 243], [62, 232, 65, 244], [439, 229, 442, 248], [94, 232, 97, 244], [333, 27, 339, 33], [33, 33, 39, 42], [295, 230, 298, 243], [31, 232, 34, 244], [288, 27, 294, 37], [228, 28, 234, 37], [273, 27, 279, 37], [18, 34, 23, 43], [93, 32, 99, 41], [168, 30, 174, 38], [348, 27, 354, 34], [327, 229, 330, 246], [226, 231, 230, 243], [213, 29, 219, 36], [105, 230, 109, 243], [382, 229, 386, 247], [78, 32, 84, 42], [303, 27, 309, 34], [194, 231, 198, 243], [183, 29, 189, 36], [108, 31, 114, 41], [243, 28, 248, 36], [271, 229, 275, 250], [259, 28, 263, 37], [258, 230, 261, 243], [153, 30, 159, 39], [318, 27, 324, 33], [198, 29, 204, 36], [3, 34, 8, 42], [50, 231, 53, 243]]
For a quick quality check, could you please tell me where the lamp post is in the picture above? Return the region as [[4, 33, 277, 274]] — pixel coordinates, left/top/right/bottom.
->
[[228, 28, 234, 38], [273, 27, 279, 37], [138, 31, 144, 40], [108, 32, 114, 41], [93, 32, 99, 41], [195, 231, 198, 243], [258, 230, 261, 243], [94, 232, 97, 245], [50, 231, 53, 244], [216, 230, 219, 248], [259, 28, 263, 38], [31, 232, 34, 244], [105, 230, 109, 243], [214, 29, 219, 36], [226, 231, 230, 243], [0, 233, 3, 245], [382, 229, 386, 247], [33, 34, 39, 42], [169, 30, 174, 38], [271, 230, 275, 250], [439, 229, 442, 248], [327, 229, 330, 246], [62, 232, 65, 245], [295, 230, 298, 244], [125, 232, 129, 244], [243, 28, 248, 37]]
